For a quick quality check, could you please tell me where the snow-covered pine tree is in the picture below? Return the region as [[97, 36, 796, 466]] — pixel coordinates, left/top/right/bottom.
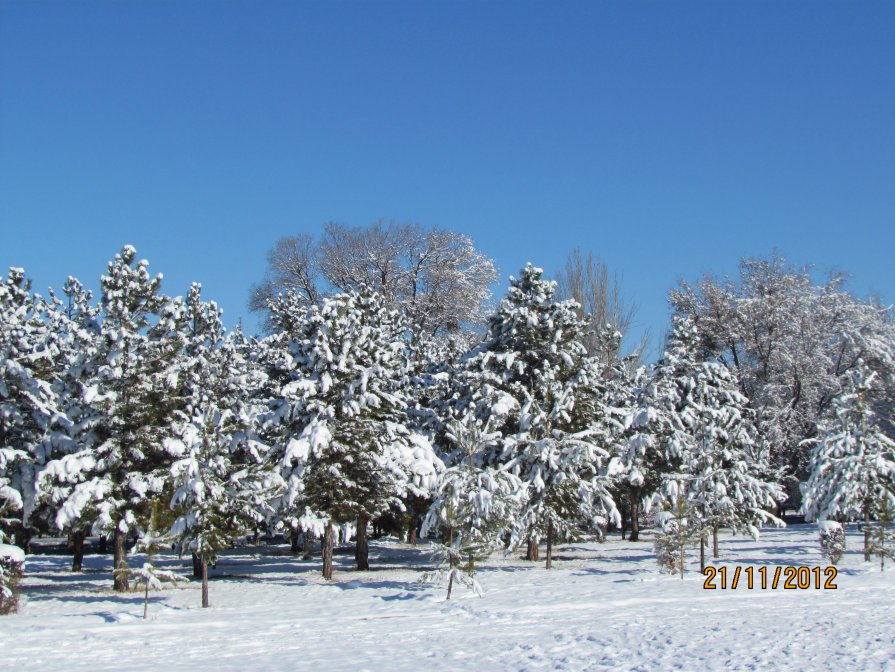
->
[[649, 317, 783, 564], [802, 361, 895, 561], [113, 562, 189, 619], [0, 268, 58, 550], [167, 285, 274, 607], [461, 264, 620, 568], [653, 482, 703, 578], [420, 417, 523, 598], [42, 247, 188, 590], [263, 288, 438, 578], [33, 276, 103, 571]]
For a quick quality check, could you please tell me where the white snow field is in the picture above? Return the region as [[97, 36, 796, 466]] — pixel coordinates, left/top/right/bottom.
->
[[2, 524, 893, 672]]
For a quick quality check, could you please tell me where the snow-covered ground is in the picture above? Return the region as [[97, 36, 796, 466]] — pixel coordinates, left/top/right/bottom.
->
[[2, 525, 893, 671]]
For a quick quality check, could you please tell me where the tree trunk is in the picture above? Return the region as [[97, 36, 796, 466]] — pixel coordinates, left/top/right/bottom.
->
[[113, 529, 129, 592], [322, 522, 334, 580], [700, 536, 705, 572], [290, 528, 301, 555], [143, 584, 149, 619], [71, 529, 86, 572], [629, 488, 641, 542], [201, 555, 209, 608], [679, 541, 685, 580], [191, 552, 202, 578], [525, 536, 540, 561], [302, 531, 314, 560], [99, 535, 108, 554], [14, 527, 31, 554], [712, 525, 719, 559], [446, 570, 454, 600], [864, 507, 871, 562], [409, 525, 418, 546], [355, 513, 370, 571], [545, 521, 554, 570]]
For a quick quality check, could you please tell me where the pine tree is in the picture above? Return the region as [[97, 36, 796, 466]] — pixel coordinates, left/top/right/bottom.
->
[[649, 317, 782, 564], [420, 417, 523, 598], [263, 288, 438, 578], [167, 285, 274, 607], [42, 247, 188, 590], [802, 361, 895, 560], [0, 268, 58, 550], [461, 264, 619, 567], [34, 276, 103, 571]]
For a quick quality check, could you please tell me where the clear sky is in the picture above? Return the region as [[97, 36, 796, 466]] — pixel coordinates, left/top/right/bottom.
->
[[2, 1, 894, 355]]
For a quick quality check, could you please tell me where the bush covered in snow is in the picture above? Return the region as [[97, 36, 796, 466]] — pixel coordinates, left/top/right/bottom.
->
[[818, 521, 845, 565], [0, 543, 25, 614]]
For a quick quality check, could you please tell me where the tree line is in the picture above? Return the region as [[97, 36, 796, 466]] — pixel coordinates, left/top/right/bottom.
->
[[2, 222, 894, 606]]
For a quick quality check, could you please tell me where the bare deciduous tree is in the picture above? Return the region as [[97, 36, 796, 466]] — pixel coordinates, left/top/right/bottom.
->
[[250, 221, 497, 338], [670, 253, 895, 490], [554, 247, 649, 362]]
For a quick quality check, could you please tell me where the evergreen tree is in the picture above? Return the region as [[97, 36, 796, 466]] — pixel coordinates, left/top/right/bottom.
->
[[420, 417, 523, 598], [461, 264, 619, 567], [168, 285, 274, 607], [263, 288, 438, 578], [0, 268, 57, 549], [34, 276, 103, 570], [802, 361, 895, 560], [43, 247, 188, 590], [649, 317, 782, 564]]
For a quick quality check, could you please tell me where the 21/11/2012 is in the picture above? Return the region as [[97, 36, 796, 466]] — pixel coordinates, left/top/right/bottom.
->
[[703, 566, 837, 590]]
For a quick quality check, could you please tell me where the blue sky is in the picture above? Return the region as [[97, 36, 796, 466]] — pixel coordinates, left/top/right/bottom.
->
[[2, 1, 893, 355]]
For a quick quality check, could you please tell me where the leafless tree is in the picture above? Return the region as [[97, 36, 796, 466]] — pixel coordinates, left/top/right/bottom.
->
[[670, 253, 895, 490], [250, 221, 498, 338], [554, 247, 650, 363]]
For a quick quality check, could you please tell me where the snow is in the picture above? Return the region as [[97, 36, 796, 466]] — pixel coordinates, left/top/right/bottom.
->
[[0, 543, 25, 564], [3, 524, 894, 671]]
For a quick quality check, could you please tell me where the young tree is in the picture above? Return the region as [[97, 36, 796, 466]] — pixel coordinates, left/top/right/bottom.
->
[[802, 361, 895, 560], [420, 418, 523, 598]]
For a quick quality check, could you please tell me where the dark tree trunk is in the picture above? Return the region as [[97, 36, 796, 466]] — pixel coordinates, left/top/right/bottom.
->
[[864, 507, 871, 562], [303, 531, 314, 560], [545, 521, 554, 570], [192, 552, 202, 578], [408, 524, 418, 546], [14, 527, 31, 554], [322, 522, 334, 580], [525, 536, 540, 561], [620, 512, 627, 541], [356, 513, 370, 571], [71, 529, 86, 572], [629, 487, 642, 542], [113, 529, 129, 592], [700, 536, 705, 572], [99, 535, 108, 554], [446, 569, 455, 600], [201, 555, 209, 608], [290, 528, 301, 555], [712, 525, 719, 559]]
